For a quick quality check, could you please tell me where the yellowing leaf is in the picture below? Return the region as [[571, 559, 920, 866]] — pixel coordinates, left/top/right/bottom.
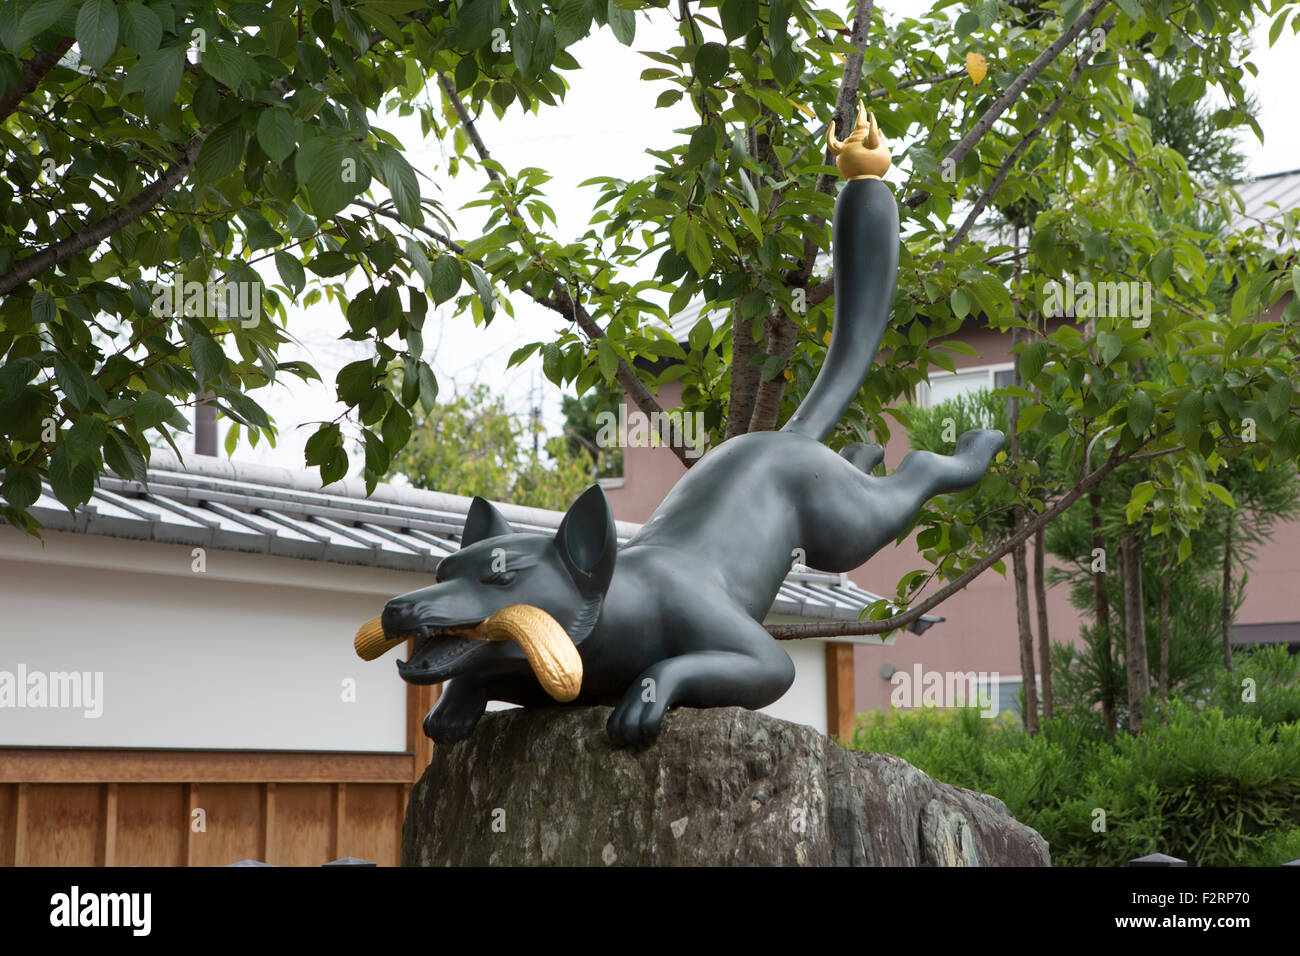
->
[[966, 51, 988, 84]]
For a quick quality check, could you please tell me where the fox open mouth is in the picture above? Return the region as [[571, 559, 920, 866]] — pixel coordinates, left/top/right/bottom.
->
[[390, 623, 489, 685]]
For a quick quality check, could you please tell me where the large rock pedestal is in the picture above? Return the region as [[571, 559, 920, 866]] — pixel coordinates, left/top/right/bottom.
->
[[403, 706, 1050, 866]]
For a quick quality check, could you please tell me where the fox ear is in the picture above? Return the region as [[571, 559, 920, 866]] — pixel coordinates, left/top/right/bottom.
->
[[461, 496, 514, 547], [556, 485, 617, 597]]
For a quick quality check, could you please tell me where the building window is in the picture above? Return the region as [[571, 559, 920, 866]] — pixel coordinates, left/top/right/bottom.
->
[[922, 363, 1015, 408]]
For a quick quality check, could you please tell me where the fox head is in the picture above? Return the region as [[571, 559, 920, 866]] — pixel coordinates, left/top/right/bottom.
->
[[382, 485, 617, 688]]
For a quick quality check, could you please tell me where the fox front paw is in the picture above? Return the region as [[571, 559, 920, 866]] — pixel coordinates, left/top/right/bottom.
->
[[422, 686, 487, 744], [606, 691, 670, 748], [422, 706, 482, 743]]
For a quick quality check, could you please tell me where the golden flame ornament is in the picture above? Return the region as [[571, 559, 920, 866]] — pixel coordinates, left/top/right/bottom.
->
[[827, 102, 890, 181]]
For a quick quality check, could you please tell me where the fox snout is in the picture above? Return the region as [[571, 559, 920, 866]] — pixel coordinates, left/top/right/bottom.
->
[[381, 599, 421, 638]]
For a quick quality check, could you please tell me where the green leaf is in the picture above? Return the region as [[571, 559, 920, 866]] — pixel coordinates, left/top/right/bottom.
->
[[720, 0, 758, 41], [695, 42, 729, 86], [31, 290, 56, 325], [430, 255, 461, 304], [531, 16, 556, 75], [295, 135, 362, 218], [1206, 482, 1235, 508], [768, 0, 788, 52], [1174, 390, 1203, 438], [1083, 230, 1109, 262], [954, 11, 979, 39], [467, 262, 496, 319], [18, 0, 74, 48], [134, 391, 178, 430], [337, 360, 375, 406], [417, 362, 439, 411], [1127, 389, 1154, 436], [196, 119, 247, 183], [950, 288, 970, 319], [687, 124, 718, 167], [1267, 378, 1293, 421], [554, 0, 592, 47], [2, 467, 42, 511], [377, 143, 422, 226], [256, 108, 296, 164], [274, 250, 305, 295], [1019, 340, 1046, 381], [190, 334, 226, 384], [202, 38, 258, 89], [65, 416, 107, 464], [771, 44, 799, 87], [683, 221, 711, 275], [103, 428, 147, 482], [76, 0, 119, 69], [47, 444, 95, 511], [307, 251, 354, 277], [53, 355, 90, 409], [1150, 247, 1174, 288], [596, 338, 618, 383], [305, 424, 340, 467], [119, 2, 160, 51], [607, 0, 634, 45]]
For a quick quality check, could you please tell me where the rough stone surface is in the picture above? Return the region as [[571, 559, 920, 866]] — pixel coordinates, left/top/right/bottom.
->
[[402, 706, 1051, 866]]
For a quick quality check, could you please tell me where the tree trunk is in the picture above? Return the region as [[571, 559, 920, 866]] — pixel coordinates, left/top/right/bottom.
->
[[1033, 527, 1053, 720], [1158, 553, 1170, 701], [1090, 489, 1114, 736], [747, 313, 799, 432], [1221, 514, 1234, 672], [1012, 533, 1039, 733], [1007, 314, 1038, 733], [1120, 531, 1150, 734]]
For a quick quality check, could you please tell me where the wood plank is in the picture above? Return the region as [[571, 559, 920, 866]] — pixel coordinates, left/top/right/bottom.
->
[[328, 783, 346, 861], [116, 784, 185, 866], [0, 748, 415, 784], [183, 784, 199, 867], [275, 785, 331, 866], [262, 783, 276, 864], [14, 783, 27, 866], [825, 642, 857, 742], [24, 784, 100, 865], [405, 644, 439, 782], [100, 783, 118, 866]]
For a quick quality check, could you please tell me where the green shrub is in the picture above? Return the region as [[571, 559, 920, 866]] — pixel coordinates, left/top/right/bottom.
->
[[850, 689, 1300, 866]]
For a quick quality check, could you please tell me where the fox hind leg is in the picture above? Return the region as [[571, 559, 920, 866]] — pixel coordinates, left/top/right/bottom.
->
[[803, 428, 1004, 571]]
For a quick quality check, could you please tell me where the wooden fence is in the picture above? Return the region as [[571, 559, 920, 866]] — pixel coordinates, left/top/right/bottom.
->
[[0, 686, 438, 866]]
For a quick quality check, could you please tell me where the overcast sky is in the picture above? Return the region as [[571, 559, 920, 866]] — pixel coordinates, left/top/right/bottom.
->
[[221, 4, 1300, 475]]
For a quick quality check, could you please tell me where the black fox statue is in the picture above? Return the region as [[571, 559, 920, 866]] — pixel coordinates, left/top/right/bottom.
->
[[362, 112, 1004, 747]]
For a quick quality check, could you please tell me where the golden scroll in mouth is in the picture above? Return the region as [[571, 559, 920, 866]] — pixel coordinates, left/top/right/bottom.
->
[[353, 604, 582, 701]]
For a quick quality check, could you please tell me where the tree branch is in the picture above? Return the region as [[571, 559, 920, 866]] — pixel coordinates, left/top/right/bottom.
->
[[0, 37, 74, 123], [905, 0, 1112, 210], [0, 134, 204, 296], [765, 444, 1128, 639], [420, 84, 693, 467], [947, 17, 1115, 251], [437, 72, 500, 183]]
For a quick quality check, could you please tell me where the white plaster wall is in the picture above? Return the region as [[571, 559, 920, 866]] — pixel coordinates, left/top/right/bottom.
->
[[0, 527, 421, 752], [0, 528, 834, 749], [759, 638, 827, 736]]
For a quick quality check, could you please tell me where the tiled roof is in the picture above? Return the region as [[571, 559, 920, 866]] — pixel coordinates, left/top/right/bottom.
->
[[20, 453, 941, 635]]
